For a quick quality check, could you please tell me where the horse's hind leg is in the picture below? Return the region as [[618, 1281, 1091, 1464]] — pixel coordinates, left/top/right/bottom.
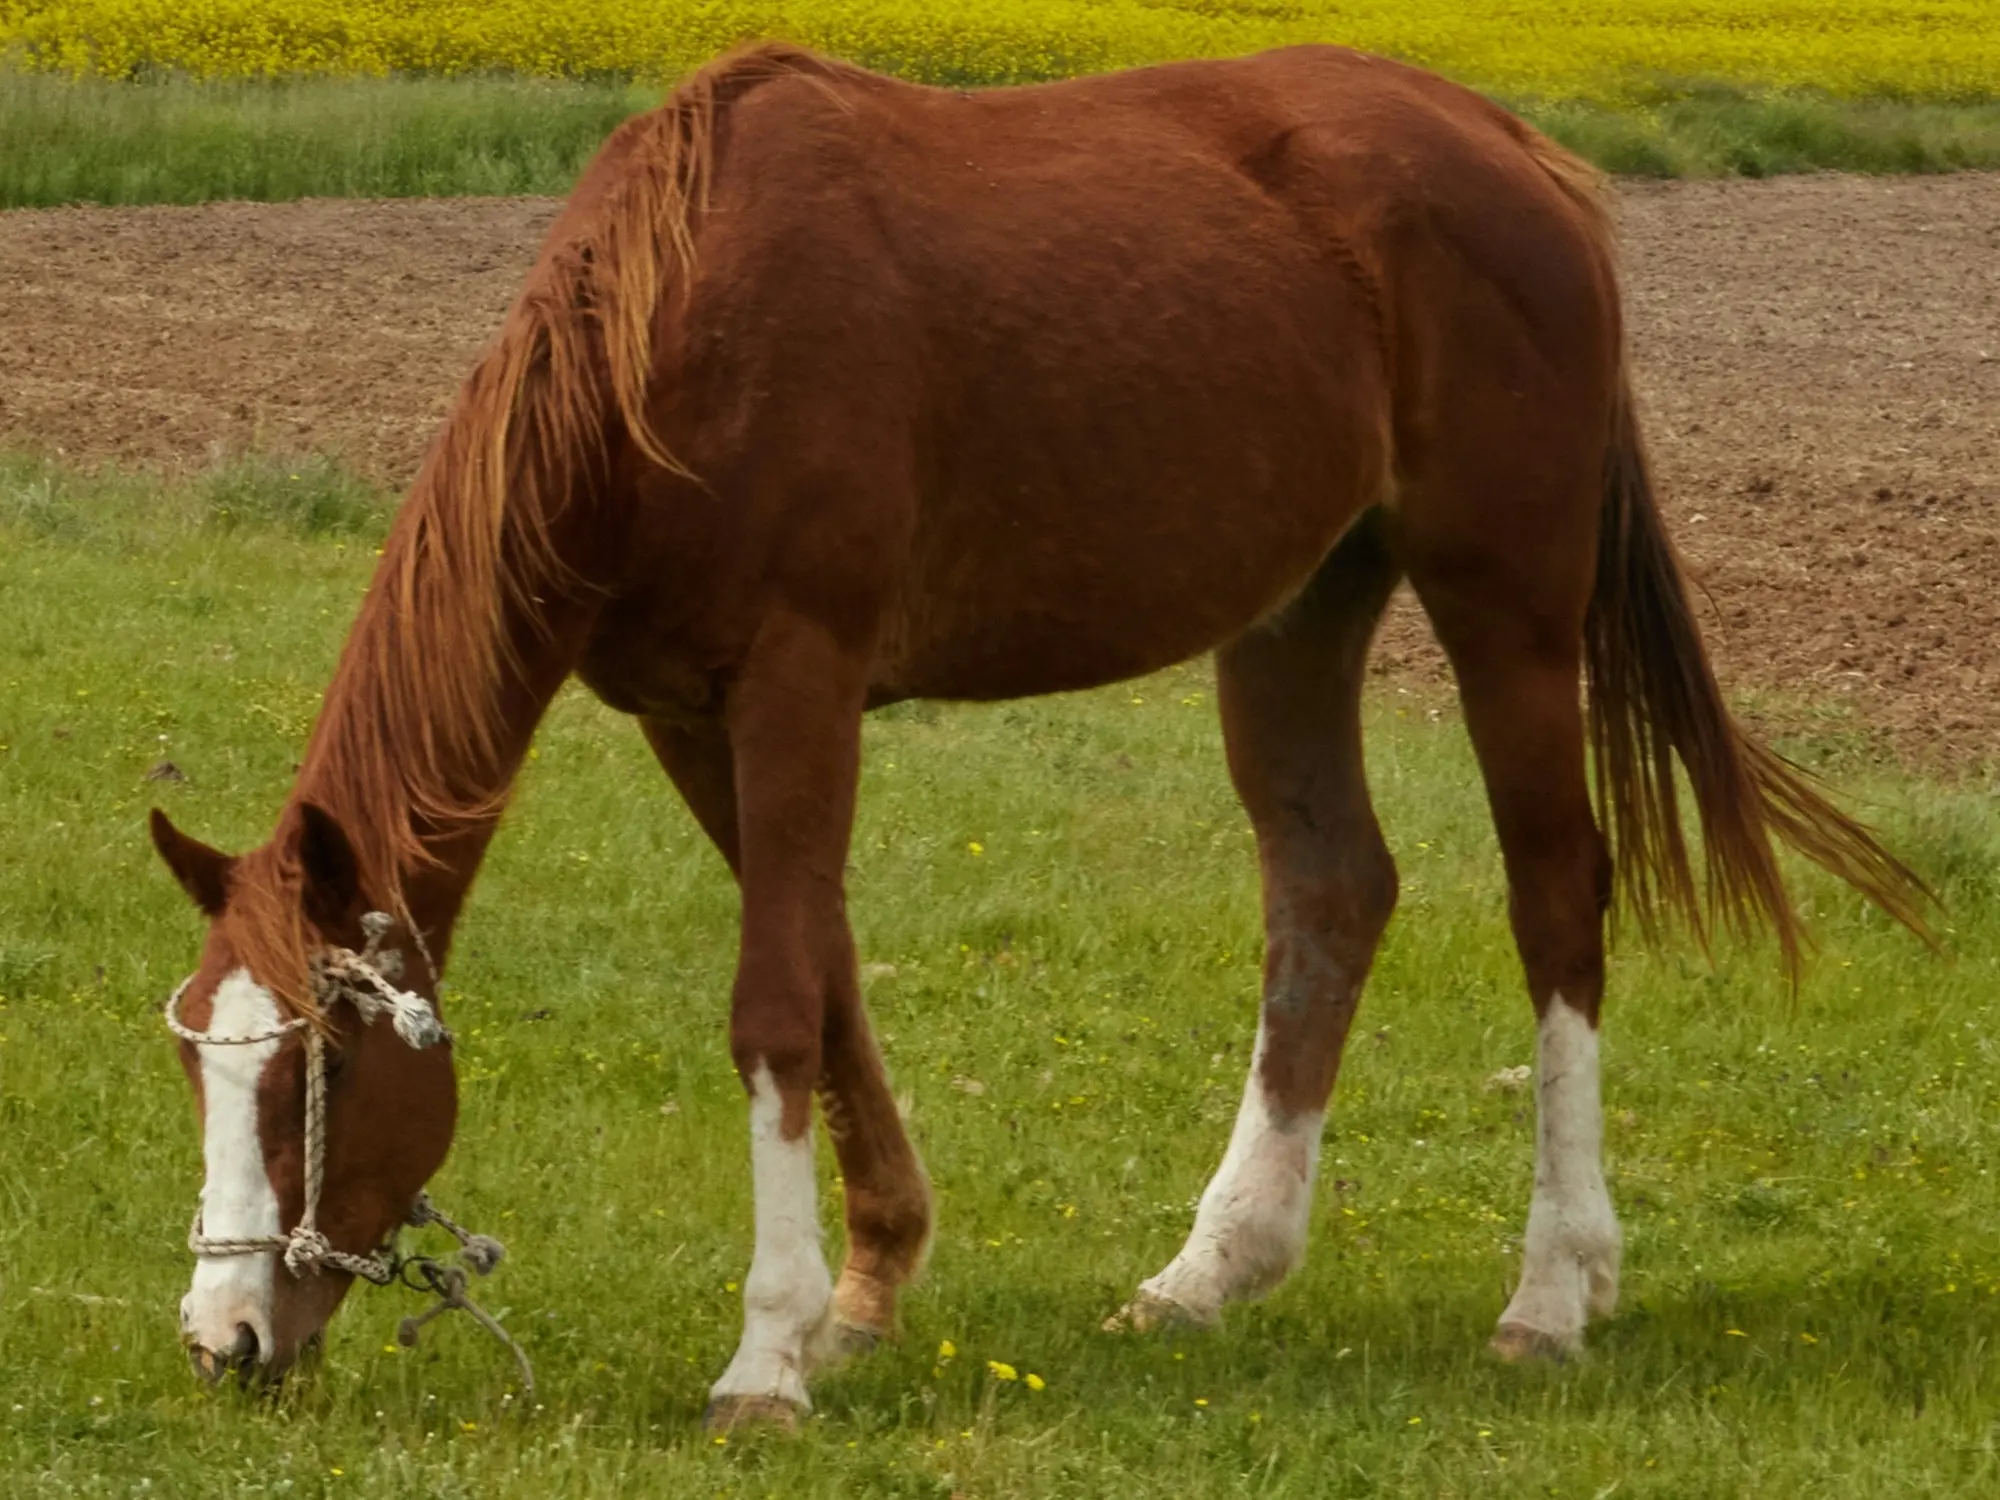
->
[[1116, 515, 1401, 1330], [1398, 448, 1622, 1362]]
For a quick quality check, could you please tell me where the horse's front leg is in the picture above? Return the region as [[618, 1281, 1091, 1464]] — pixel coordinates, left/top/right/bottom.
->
[[643, 711, 932, 1372], [703, 611, 873, 1433]]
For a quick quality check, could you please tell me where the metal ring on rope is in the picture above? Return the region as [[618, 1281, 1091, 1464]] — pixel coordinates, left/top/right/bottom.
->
[[165, 912, 535, 1399]]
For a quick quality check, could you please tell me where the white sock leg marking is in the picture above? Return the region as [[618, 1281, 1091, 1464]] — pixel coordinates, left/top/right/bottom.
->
[[181, 969, 281, 1359], [710, 1063, 835, 1410], [1135, 1021, 1322, 1321], [1497, 993, 1622, 1347]]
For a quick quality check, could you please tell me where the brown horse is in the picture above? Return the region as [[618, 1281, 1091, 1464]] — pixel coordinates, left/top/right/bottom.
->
[[150, 42, 1927, 1428]]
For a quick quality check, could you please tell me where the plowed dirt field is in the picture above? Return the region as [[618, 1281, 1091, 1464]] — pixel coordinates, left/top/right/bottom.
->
[[2, 176, 1995, 762]]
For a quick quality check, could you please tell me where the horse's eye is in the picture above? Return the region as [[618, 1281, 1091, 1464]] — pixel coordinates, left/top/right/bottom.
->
[[325, 1049, 349, 1081]]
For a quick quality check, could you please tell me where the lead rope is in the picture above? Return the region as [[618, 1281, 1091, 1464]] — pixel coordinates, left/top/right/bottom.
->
[[397, 1194, 536, 1402], [398, 1192, 536, 1408], [166, 913, 535, 1401]]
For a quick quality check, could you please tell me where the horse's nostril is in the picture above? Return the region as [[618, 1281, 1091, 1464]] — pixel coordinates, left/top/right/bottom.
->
[[189, 1345, 225, 1384], [229, 1323, 260, 1366]]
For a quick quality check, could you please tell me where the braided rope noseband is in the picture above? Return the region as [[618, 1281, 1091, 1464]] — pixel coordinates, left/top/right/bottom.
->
[[166, 911, 535, 1397]]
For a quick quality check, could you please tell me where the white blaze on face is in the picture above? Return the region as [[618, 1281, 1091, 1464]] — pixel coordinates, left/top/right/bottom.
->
[[1133, 1020, 1323, 1323], [710, 1063, 834, 1412], [180, 968, 282, 1360], [1496, 992, 1622, 1349]]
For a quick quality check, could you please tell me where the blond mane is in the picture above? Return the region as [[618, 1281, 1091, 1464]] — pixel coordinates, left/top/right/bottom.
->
[[224, 44, 853, 1014]]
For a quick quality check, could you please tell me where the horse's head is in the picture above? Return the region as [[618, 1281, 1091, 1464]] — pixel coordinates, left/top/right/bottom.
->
[[150, 802, 458, 1384]]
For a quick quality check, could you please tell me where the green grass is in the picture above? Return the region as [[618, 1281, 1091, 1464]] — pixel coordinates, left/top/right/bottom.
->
[[3, 69, 1998, 209], [4, 453, 2000, 1496], [1532, 88, 2000, 178], [0, 71, 656, 206]]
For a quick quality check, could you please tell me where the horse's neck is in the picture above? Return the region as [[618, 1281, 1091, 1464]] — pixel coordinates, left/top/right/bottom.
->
[[289, 571, 591, 974], [283, 300, 618, 970], [391, 815, 513, 976]]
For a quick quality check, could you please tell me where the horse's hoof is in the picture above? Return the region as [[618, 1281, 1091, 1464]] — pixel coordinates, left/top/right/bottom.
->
[[1489, 1321, 1579, 1365], [832, 1269, 900, 1340], [703, 1393, 805, 1435], [828, 1321, 884, 1363], [1103, 1289, 1214, 1335]]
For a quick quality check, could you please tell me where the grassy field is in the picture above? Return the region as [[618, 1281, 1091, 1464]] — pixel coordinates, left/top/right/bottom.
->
[[0, 71, 653, 206], [5, 70, 2000, 208], [4, 453, 2000, 1497], [5, 0, 2000, 207]]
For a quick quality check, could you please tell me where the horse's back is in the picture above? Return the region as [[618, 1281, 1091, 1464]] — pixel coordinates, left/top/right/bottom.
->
[[602, 46, 1618, 707]]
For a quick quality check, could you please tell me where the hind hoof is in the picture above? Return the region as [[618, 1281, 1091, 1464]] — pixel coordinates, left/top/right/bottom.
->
[[1104, 1289, 1216, 1335], [828, 1321, 884, 1363], [1489, 1321, 1580, 1365], [703, 1393, 805, 1435]]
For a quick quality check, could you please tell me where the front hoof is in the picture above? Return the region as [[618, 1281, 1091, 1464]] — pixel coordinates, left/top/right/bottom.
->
[[703, 1393, 806, 1436], [1489, 1321, 1580, 1366], [1103, 1289, 1216, 1335]]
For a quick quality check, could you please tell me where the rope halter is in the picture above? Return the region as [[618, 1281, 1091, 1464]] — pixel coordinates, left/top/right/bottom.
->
[[165, 913, 536, 1397], [166, 912, 453, 1283]]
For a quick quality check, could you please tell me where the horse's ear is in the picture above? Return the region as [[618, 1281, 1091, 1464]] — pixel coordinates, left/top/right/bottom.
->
[[294, 802, 361, 930], [150, 808, 235, 917]]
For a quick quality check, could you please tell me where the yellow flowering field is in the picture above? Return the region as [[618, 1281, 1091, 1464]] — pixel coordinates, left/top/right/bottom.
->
[[1, 0, 1996, 103]]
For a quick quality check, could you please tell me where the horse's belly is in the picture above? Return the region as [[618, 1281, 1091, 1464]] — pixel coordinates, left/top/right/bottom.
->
[[872, 481, 1368, 702], [869, 294, 1387, 698]]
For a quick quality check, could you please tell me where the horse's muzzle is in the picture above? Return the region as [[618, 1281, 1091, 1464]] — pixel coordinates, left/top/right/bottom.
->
[[187, 1323, 262, 1385]]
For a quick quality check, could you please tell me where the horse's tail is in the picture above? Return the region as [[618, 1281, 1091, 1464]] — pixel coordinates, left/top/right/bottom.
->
[[1583, 375, 1933, 975]]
